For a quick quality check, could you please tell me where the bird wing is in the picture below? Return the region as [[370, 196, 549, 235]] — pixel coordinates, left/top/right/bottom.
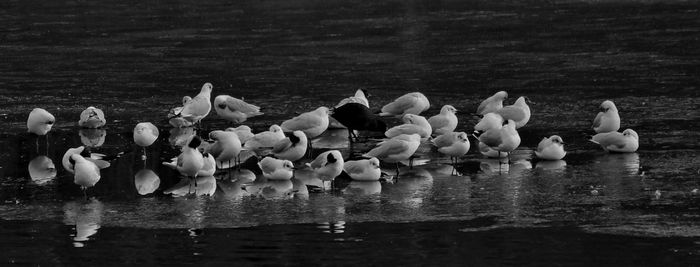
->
[[343, 161, 365, 175], [206, 141, 223, 158], [536, 137, 549, 153], [308, 151, 329, 169], [86, 158, 111, 169], [225, 97, 262, 114], [432, 133, 455, 148], [272, 138, 293, 153], [592, 112, 604, 129], [336, 96, 369, 108], [181, 96, 210, 117], [476, 99, 491, 115], [259, 160, 278, 174], [478, 129, 503, 148], [176, 153, 185, 167], [364, 139, 408, 158], [281, 112, 322, 131], [495, 106, 525, 122], [381, 95, 417, 115], [385, 124, 421, 138], [428, 115, 450, 130]]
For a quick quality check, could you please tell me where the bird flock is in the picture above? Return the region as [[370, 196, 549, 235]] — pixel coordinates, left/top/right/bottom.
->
[[25, 83, 640, 196]]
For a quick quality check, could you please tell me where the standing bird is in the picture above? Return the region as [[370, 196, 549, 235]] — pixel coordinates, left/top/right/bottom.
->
[[494, 96, 531, 129], [272, 130, 308, 162], [226, 125, 254, 144], [477, 91, 508, 115], [385, 114, 432, 139], [379, 92, 430, 117], [178, 83, 213, 125], [163, 152, 216, 177], [432, 132, 471, 165], [473, 113, 507, 158], [133, 122, 159, 158], [206, 130, 242, 169], [335, 88, 369, 108], [214, 95, 263, 124], [243, 124, 286, 155], [535, 135, 566, 160], [71, 153, 101, 198], [590, 129, 639, 153], [363, 133, 421, 176], [343, 157, 381, 181], [259, 157, 295, 180], [478, 119, 521, 160], [176, 136, 205, 191], [428, 105, 458, 136], [330, 103, 387, 142], [27, 108, 55, 135], [62, 146, 110, 174], [306, 150, 344, 190], [593, 100, 620, 133], [281, 106, 330, 139], [78, 106, 106, 128]]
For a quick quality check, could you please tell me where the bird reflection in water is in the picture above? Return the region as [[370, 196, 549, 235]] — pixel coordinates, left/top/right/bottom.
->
[[63, 198, 103, 248], [79, 129, 106, 148], [134, 168, 160, 195], [317, 221, 345, 234], [28, 155, 56, 185], [242, 179, 295, 200], [169, 127, 196, 147], [534, 160, 567, 171], [343, 181, 382, 196], [164, 176, 217, 197]]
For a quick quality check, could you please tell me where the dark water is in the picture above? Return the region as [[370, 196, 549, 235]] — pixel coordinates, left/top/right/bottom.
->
[[1, 0, 700, 265]]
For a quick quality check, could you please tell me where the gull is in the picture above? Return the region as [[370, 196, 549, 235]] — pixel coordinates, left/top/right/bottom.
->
[[306, 150, 344, 190], [343, 157, 381, 181], [167, 96, 195, 128], [272, 130, 308, 162], [379, 92, 430, 117], [477, 91, 507, 115], [428, 105, 458, 136], [78, 106, 106, 128], [335, 88, 369, 108], [473, 113, 507, 158], [214, 95, 263, 124], [177, 83, 213, 125], [206, 130, 242, 168], [134, 122, 159, 158], [593, 100, 620, 133], [363, 133, 421, 176], [163, 152, 216, 177], [243, 124, 286, 155], [432, 132, 471, 165], [27, 108, 55, 135], [478, 119, 521, 159], [535, 135, 566, 160], [259, 157, 295, 180], [176, 136, 205, 191], [590, 129, 639, 153], [494, 96, 531, 128], [226, 125, 254, 144], [330, 103, 387, 142], [71, 153, 101, 197], [385, 114, 432, 139], [281, 106, 330, 139], [62, 146, 110, 174]]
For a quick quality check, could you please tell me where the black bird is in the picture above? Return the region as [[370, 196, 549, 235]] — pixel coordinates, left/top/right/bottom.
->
[[331, 103, 387, 143]]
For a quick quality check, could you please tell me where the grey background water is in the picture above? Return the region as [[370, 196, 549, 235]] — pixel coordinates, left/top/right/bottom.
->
[[1, 0, 699, 265]]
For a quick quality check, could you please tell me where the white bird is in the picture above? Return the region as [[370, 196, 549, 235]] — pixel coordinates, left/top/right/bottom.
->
[[478, 119, 521, 158], [27, 108, 55, 135], [335, 88, 369, 108], [593, 100, 620, 133], [62, 146, 110, 174], [71, 153, 101, 195], [432, 132, 471, 164], [473, 113, 507, 158], [281, 106, 330, 139], [226, 125, 254, 144], [379, 92, 430, 117], [78, 106, 106, 128], [494, 96, 531, 128], [167, 96, 195, 128], [163, 152, 216, 177], [477, 91, 507, 115], [535, 135, 566, 160], [306, 150, 344, 190], [133, 122, 159, 147], [343, 157, 381, 181], [176, 136, 205, 190], [206, 130, 242, 168], [590, 129, 639, 153], [272, 130, 308, 162], [178, 83, 213, 125], [214, 95, 263, 124], [428, 105, 458, 136], [243, 124, 286, 155], [363, 133, 421, 176], [385, 114, 432, 139], [259, 157, 295, 180]]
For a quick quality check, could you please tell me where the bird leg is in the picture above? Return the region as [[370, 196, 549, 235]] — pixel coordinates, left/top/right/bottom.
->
[[395, 163, 400, 179]]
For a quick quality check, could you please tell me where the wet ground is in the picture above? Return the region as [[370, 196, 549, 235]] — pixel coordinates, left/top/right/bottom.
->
[[1, 0, 700, 265]]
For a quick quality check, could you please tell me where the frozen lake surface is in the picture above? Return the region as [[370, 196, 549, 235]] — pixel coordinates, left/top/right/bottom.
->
[[1, 0, 699, 265]]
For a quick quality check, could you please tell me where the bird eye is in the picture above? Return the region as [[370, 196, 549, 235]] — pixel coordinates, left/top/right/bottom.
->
[[47, 121, 54, 125], [218, 104, 226, 109]]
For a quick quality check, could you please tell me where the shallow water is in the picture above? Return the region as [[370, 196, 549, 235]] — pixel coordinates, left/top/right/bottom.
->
[[1, 0, 700, 265]]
